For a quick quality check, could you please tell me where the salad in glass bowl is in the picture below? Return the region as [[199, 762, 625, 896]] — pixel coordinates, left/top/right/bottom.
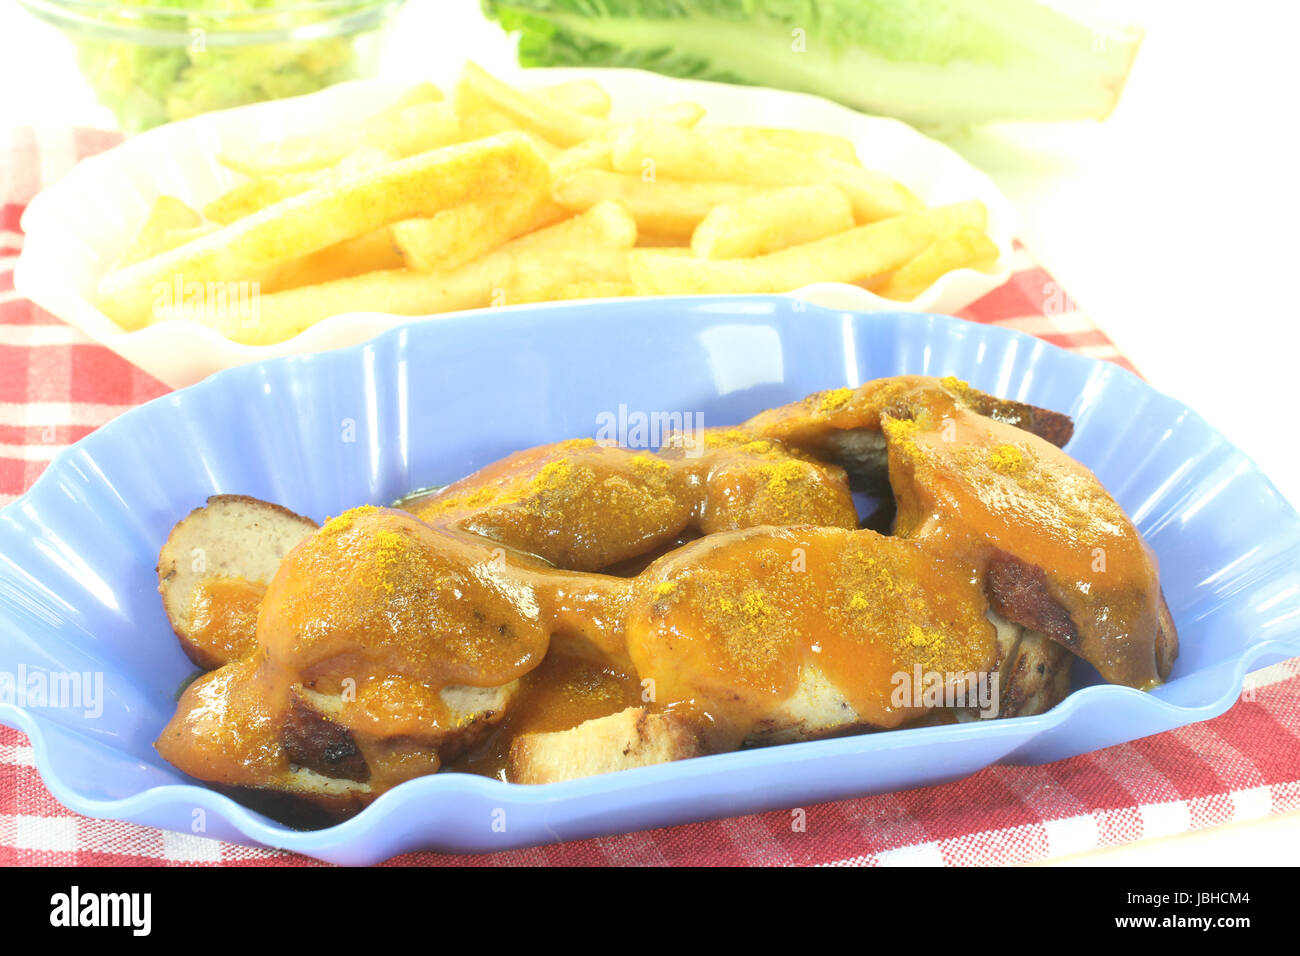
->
[[19, 0, 405, 132]]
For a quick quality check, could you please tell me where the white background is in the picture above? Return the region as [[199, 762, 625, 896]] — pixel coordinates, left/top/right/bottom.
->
[[1, 0, 1298, 865]]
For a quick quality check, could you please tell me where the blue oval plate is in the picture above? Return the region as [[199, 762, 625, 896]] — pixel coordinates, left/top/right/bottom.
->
[[2, 296, 1298, 865]]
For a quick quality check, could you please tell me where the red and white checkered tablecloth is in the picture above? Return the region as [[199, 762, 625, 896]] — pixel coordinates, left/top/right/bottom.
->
[[2, 127, 1299, 867]]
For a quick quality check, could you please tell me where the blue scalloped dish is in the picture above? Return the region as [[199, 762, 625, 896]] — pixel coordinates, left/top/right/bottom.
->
[[2, 296, 1298, 864]]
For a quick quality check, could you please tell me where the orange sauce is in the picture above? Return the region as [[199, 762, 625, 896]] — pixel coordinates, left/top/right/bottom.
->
[[187, 577, 266, 668], [156, 377, 1171, 817], [400, 436, 857, 571], [885, 394, 1162, 687], [156, 656, 287, 787], [624, 527, 997, 749]]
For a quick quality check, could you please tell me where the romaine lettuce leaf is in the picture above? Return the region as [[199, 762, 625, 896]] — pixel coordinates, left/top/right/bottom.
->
[[483, 0, 1142, 129]]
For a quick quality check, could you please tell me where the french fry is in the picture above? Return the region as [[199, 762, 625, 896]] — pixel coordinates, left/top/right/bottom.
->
[[874, 225, 1001, 301], [629, 200, 987, 295], [458, 80, 612, 136], [546, 98, 702, 179], [218, 83, 449, 177], [219, 101, 463, 178], [388, 135, 558, 274], [690, 184, 854, 259], [500, 249, 633, 304], [649, 101, 706, 127], [713, 126, 859, 164], [522, 133, 562, 161], [218, 139, 342, 180], [550, 138, 614, 178], [208, 201, 637, 344], [378, 82, 445, 109], [203, 147, 395, 225], [458, 61, 609, 147], [453, 96, 522, 140], [536, 79, 612, 118], [636, 236, 694, 249], [131, 195, 202, 235], [519, 280, 636, 302], [262, 227, 405, 293], [99, 133, 551, 329], [204, 175, 316, 226], [392, 162, 560, 272], [118, 197, 211, 268], [367, 80, 445, 112], [361, 101, 465, 158], [611, 122, 920, 222], [121, 223, 218, 269], [452, 98, 561, 160], [106, 63, 1002, 342], [553, 168, 766, 239]]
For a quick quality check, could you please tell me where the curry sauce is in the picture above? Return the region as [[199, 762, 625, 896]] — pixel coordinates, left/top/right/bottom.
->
[[154, 376, 1176, 823]]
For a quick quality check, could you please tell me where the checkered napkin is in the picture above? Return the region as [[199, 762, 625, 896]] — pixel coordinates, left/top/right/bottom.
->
[[2, 127, 1298, 867]]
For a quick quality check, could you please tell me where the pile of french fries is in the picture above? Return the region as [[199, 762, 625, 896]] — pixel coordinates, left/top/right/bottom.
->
[[95, 63, 1000, 347]]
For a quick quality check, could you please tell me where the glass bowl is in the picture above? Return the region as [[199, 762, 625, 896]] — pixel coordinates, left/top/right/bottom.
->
[[18, 0, 406, 132]]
